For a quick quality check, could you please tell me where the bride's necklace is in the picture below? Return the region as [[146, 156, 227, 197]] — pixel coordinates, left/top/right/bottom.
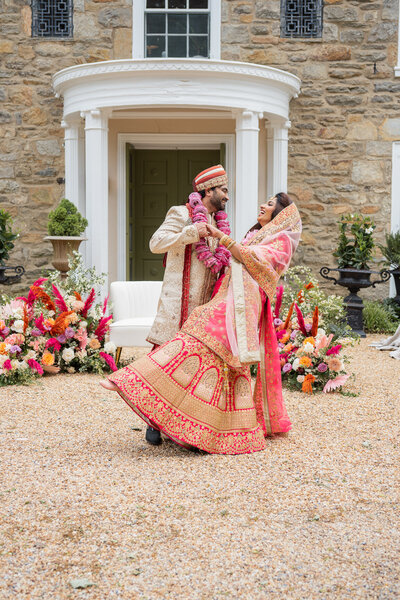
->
[[188, 192, 231, 274]]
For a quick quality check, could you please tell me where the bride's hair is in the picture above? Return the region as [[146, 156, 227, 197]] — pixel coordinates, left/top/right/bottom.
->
[[247, 192, 293, 233]]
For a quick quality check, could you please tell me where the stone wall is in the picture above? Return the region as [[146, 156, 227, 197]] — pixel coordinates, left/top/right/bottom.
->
[[0, 0, 132, 292], [222, 0, 399, 295], [0, 0, 399, 297]]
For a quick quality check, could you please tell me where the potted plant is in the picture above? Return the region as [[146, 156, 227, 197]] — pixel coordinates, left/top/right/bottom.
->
[[0, 208, 25, 285], [378, 231, 400, 306], [320, 213, 390, 336], [44, 199, 88, 279]]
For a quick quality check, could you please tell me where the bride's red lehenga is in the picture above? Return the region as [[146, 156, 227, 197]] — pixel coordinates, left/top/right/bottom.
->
[[109, 204, 302, 455]]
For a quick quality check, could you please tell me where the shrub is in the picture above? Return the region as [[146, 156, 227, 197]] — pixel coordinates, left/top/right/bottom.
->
[[0, 209, 18, 266], [363, 301, 398, 334], [48, 199, 88, 236], [378, 231, 400, 269], [333, 213, 376, 270]]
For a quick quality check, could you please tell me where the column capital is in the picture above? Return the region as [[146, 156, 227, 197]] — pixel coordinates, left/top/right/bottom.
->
[[235, 109, 260, 132], [81, 108, 111, 130], [265, 116, 291, 130]]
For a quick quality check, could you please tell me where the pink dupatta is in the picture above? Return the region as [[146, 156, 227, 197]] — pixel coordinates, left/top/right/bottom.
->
[[182, 203, 302, 434]]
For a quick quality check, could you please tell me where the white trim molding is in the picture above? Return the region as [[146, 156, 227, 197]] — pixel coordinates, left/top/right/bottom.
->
[[53, 58, 301, 121], [132, 0, 221, 60], [396, 0, 400, 76], [117, 133, 235, 280]]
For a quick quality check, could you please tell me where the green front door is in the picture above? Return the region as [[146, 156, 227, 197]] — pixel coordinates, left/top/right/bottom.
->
[[127, 148, 221, 281]]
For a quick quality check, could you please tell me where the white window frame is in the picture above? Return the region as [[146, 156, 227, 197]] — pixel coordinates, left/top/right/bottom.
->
[[132, 0, 221, 60]]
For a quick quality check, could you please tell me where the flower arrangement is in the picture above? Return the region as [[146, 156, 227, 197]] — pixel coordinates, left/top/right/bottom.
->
[[0, 277, 117, 386], [274, 285, 354, 394], [333, 213, 376, 270]]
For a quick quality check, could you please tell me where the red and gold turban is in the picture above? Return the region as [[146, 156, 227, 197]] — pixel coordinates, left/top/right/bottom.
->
[[193, 165, 228, 192]]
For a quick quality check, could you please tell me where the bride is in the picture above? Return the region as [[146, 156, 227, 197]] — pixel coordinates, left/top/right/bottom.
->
[[101, 193, 302, 455]]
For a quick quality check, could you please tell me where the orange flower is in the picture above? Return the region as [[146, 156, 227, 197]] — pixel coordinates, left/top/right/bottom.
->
[[44, 318, 55, 329], [302, 373, 315, 394], [281, 332, 290, 344], [283, 343, 294, 352], [299, 356, 312, 368], [297, 290, 304, 304], [0, 320, 5, 330], [305, 282, 314, 290], [327, 357, 343, 372], [89, 338, 101, 350], [41, 352, 55, 366], [0, 342, 7, 355], [303, 337, 316, 346]]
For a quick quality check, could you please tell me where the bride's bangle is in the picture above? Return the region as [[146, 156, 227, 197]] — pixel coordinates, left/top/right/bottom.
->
[[219, 234, 229, 246], [226, 240, 236, 251]]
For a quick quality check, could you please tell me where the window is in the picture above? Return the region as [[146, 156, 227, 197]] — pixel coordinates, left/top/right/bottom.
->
[[31, 0, 73, 38], [145, 0, 210, 58], [280, 0, 323, 38]]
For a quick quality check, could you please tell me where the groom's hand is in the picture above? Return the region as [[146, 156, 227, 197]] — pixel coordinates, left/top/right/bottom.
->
[[205, 224, 221, 238], [195, 222, 208, 238]]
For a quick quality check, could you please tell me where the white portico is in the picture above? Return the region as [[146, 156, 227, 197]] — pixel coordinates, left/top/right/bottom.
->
[[53, 58, 300, 288]]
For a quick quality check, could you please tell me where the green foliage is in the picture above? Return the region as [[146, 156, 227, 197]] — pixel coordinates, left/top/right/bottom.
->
[[47, 199, 88, 237], [0, 209, 19, 266], [363, 300, 398, 334], [281, 265, 348, 334], [378, 231, 400, 269], [333, 213, 376, 270], [383, 298, 400, 320]]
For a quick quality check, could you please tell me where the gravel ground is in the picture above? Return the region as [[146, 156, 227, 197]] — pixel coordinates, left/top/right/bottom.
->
[[0, 335, 399, 600]]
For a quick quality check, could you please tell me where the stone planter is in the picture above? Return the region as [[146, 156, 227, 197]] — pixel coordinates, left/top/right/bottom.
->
[[44, 236, 87, 279], [0, 265, 25, 286], [320, 267, 390, 337]]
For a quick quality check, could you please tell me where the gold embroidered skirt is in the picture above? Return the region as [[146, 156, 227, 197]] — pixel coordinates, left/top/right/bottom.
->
[[109, 332, 267, 455]]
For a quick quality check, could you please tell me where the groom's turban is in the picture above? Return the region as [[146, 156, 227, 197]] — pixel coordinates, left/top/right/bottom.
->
[[193, 165, 228, 192]]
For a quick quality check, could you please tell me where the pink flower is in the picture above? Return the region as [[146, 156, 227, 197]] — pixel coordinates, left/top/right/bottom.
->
[[100, 352, 117, 372], [3, 359, 12, 371], [74, 327, 88, 349], [317, 362, 328, 372], [45, 338, 61, 352], [27, 359, 44, 375], [326, 344, 342, 356], [282, 363, 292, 373]]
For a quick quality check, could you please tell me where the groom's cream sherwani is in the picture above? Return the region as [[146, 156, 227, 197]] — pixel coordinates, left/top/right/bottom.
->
[[147, 205, 217, 346]]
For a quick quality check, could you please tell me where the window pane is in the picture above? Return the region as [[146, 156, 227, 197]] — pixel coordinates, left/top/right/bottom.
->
[[168, 35, 187, 57], [146, 0, 165, 8], [146, 35, 166, 57], [189, 13, 208, 33], [189, 35, 208, 57], [189, 0, 208, 8], [147, 13, 165, 33], [168, 0, 186, 8], [168, 13, 186, 34]]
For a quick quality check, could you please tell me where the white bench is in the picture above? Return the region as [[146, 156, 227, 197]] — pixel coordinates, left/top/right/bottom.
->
[[109, 281, 163, 363]]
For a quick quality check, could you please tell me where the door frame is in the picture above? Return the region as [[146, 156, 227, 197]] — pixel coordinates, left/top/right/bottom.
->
[[117, 133, 235, 280]]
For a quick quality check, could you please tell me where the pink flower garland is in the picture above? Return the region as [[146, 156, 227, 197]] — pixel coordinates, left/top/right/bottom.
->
[[188, 192, 231, 274]]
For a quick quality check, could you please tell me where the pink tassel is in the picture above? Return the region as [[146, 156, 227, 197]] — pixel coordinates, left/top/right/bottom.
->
[[274, 285, 284, 319], [81, 289, 96, 318], [94, 315, 112, 341]]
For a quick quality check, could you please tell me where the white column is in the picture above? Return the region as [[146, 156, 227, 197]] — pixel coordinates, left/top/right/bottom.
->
[[390, 142, 400, 296], [395, 0, 400, 76], [266, 118, 290, 198], [62, 119, 86, 216], [235, 110, 260, 240], [82, 109, 109, 296]]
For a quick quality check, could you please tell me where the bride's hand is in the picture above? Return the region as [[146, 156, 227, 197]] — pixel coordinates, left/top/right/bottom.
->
[[206, 224, 222, 238]]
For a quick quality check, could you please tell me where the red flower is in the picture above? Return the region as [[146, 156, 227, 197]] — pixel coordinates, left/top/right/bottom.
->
[[326, 344, 342, 356], [100, 352, 117, 372], [3, 359, 12, 371]]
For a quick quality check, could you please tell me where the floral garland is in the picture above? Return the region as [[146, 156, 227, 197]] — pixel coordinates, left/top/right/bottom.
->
[[188, 192, 231, 274]]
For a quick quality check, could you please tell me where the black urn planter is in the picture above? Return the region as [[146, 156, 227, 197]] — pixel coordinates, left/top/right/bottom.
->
[[0, 265, 25, 286], [320, 267, 391, 337], [389, 269, 400, 306]]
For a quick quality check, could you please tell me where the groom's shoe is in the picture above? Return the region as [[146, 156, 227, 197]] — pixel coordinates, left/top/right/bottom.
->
[[145, 426, 162, 446]]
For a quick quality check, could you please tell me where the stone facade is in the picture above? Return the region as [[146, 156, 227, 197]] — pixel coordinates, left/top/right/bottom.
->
[[221, 0, 400, 288], [0, 0, 399, 295]]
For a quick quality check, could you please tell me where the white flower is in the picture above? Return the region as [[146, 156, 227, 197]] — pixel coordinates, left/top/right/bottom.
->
[[18, 361, 28, 370], [104, 341, 116, 355], [80, 321, 88, 329], [365, 227, 374, 235], [62, 348, 75, 363], [292, 358, 300, 371], [24, 350, 37, 361], [11, 320, 24, 333], [76, 349, 87, 359], [297, 375, 305, 383], [67, 367, 76, 374], [317, 328, 326, 338], [11, 359, 19, 369], [303, 342, 314, 354], [0, 355, 7, 367], [12, 308, 24, 320]]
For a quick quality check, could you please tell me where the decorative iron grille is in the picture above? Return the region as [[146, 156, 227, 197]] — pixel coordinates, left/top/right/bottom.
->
[[281, 0, 323, 38], [32, 0, 73, 38]]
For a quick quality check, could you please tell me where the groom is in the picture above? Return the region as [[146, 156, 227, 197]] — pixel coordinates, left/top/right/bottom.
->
[[145, 164, 230, 445]]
